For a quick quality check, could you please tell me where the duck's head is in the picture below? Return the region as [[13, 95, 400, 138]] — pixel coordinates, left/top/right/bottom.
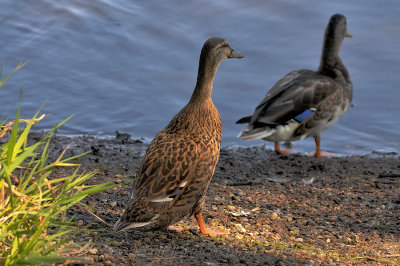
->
[[191, 37, 243, 99], [325, 14, 352, 44], [199, 37, 244, 65]]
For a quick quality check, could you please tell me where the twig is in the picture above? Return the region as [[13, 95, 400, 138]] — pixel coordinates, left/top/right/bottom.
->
[[0, 115, 45, 138], [378, 173, 400, 178], [78, 205, 111, 227], [2, 182, 28, 199], [226, 181, 262, 186]]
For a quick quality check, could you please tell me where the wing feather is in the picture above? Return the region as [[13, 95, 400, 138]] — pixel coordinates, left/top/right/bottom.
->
[[250, 70, 338, 126]]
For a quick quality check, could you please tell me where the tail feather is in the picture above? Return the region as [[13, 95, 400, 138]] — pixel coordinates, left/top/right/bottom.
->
[[114, 214, 160, 232], [237, 125, 274, 140], [236, 116, 252, 124]]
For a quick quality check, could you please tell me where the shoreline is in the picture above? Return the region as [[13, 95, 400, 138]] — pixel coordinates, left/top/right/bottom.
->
[[42, 131, 400, 157], [43, 134, 400, 265]]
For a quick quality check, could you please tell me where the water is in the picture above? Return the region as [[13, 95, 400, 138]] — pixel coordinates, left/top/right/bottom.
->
[[1, 0, 399, 156]]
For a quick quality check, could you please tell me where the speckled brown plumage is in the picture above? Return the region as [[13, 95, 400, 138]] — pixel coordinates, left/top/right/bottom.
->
[[114, 37, 243, 234], [237, 14, 352, 157]]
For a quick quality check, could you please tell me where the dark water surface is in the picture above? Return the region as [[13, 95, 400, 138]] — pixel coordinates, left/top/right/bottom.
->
[[1, 0, 399, 155]]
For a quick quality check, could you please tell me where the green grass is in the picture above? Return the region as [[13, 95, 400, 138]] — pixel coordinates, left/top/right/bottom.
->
[[0, 61, 116, 265]]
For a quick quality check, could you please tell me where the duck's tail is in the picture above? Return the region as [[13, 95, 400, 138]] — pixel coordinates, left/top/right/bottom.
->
[[114, 214, 159, 233], [235, 116, 252, 124], [237, 124, 274, 140]]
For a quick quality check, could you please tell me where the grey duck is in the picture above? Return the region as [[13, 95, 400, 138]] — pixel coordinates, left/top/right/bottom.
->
[[114, 37, 243, 235], [237, 14, 352, 157]]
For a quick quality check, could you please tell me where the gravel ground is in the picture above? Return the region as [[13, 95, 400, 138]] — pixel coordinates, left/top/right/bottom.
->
[[42, 134, 400, 265]]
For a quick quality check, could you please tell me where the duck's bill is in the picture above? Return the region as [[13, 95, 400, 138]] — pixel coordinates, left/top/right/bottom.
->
[[345, 32, 352, 38], [229, 50, 244, 58]]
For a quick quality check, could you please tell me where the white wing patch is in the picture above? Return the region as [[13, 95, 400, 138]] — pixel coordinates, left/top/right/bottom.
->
[[149, 181, 188, 203]]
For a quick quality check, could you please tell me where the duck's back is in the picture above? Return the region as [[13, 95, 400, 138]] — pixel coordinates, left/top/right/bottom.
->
[[251, 69, 342, 126]]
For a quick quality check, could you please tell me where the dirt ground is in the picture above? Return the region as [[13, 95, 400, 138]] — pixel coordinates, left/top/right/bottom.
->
[[43, 134, 400, 265]]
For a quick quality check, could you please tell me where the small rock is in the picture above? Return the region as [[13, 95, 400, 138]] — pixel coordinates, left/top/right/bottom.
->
[[227, 205, 236, 211], [251, 207, 260, 212], [88, 248, 98, 255], [109, 201, 117, 208], [245, 196, 253, 203], [295, 238, 303, 242], [214, 196, 223, 202], [235, 233, 244, 240], [77, 220, 84, 226], [114, 174, 122, 179], [326, 238, 331, 243], [289, 229, 299, 236], [270, 212, 278, 221], [235, 223, 246, 233]]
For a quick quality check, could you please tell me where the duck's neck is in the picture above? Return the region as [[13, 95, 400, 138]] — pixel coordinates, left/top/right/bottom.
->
[[189, 57, 221, 104], [317, 36, 350, 84]]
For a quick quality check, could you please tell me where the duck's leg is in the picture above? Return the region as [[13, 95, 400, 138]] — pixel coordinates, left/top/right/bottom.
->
[[195, 213, 208, 235], [195, 213, 226, 237], [313, 137, 329, 157], [274, 141, 291, 155]]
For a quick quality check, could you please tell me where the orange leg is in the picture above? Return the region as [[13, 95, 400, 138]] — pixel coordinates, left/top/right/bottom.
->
[[313, 137, 329, 157], [195, 213, 208, 235], [274, 141, 291, 155], [195, 213, 226, 237]]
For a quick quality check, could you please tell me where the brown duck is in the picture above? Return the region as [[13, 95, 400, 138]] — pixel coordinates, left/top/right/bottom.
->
[[114, 37, 243, 235], [237, 14, 352, 157]]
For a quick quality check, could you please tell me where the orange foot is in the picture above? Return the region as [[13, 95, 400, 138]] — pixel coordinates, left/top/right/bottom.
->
[[313, 151, 333, 157], [274, 141, 293, 155], [195, 213, 227, 238], [167, 225, 189, 232]]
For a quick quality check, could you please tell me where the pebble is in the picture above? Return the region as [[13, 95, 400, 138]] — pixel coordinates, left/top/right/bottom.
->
[[77, 220, 84, 226], [114, 174, 122, 178], [289, 229, 299, 236], [88, 248, 98, 255], [238, 191, 246, 197], [227, 205, 236, 211], [235, 223, 246, 233], [109, 201, 117, 208], [245, 196, 253, 203], [104, 260, 114, 266], [270, 212, 278, 221], [235, 234, 244, 240], [214, 196, 223, 202]]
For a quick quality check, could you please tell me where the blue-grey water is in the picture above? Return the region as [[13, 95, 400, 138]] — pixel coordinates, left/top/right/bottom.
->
[[1, 0, 399, 156]]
